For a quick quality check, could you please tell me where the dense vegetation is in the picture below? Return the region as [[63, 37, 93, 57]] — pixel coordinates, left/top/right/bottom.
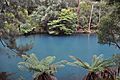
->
[[48, 8, 77, 35], [0, 0, 120, 80], [0, 0, 119, 35], [98, 0, 120, 49]]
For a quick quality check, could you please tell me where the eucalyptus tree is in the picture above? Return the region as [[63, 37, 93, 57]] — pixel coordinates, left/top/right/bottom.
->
[[98, 0, 102, 25], [77, 1, 101, 30], [88, 2, 96, 33], [76, 0, 81, 28], [98, 0, 120, 49]]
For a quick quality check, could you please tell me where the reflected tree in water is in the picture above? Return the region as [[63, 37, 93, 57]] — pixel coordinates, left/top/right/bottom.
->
[[0, 29, 33, 57]]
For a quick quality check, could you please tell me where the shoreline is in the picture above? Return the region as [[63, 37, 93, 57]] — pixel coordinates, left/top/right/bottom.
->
[[19, 29, 98, 36], [0, 28, 98, 37]]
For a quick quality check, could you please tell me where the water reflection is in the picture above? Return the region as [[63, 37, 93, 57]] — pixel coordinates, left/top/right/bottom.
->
[[0, 30, 33, 80], [0, 34, 120, 80], [0, 30, 33, 57]]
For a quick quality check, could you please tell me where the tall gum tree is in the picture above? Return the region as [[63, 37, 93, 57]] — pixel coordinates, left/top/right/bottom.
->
[[98, 0, 120, 49]]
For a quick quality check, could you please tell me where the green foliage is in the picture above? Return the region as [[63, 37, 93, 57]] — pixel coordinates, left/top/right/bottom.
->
[[80, 2, 91, 12], [4, 21, 19, 33], [98, 15, 114, 44], [79, 2, 91, 28], [98, 12, 120, 49], [98, 1, 120, 49], [17, 8, 31, 33], [48, 9, 77, 35], [113, 54, 120, 68], [65, 54, 115, 80], [20, 17, 38, 34], [18, 8, 39, 34], [0, 0, 39, 34], [1, 0, 119, 36], [66, 54, 113, 72], [30, 0, 68, 31], [78, 1, 116, 29], [20, 23, 35, 34], [113, 54, 120, 77], [78, 1, 102, 28], [3, 11, 20, 33], [18, 53, 65, 79]]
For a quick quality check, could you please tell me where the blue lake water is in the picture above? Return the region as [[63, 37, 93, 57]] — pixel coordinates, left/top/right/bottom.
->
[[0, 34, 120, 80]]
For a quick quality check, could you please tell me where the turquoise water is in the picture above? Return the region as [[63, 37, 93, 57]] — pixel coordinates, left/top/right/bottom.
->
[[0, 34, 120, 80]]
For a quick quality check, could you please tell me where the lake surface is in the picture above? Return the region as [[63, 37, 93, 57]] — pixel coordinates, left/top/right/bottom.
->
[[0, 34, 120, 80]]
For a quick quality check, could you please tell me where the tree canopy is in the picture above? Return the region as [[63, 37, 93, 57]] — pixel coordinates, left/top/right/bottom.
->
[[98, 0, 120, 49]]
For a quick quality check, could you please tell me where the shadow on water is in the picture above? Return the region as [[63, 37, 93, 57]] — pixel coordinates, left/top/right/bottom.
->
[[0, 30, 33, 80], [0, 30, 33, 57]]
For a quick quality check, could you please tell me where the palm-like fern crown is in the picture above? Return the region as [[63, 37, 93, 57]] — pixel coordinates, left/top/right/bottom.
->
[[66, 54, 113, 72], [18, 54, 65, 79], [113, 54, 120, 67]]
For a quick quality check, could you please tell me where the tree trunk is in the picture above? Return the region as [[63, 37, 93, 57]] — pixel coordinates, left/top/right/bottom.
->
[[98, 0, 102, 26], [88, 4, 94, 33], [34, 73, 57, 80], [76, 0, 81, 29]]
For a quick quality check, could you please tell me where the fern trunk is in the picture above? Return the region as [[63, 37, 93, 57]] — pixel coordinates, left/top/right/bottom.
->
[[34, 73, 57, 80]]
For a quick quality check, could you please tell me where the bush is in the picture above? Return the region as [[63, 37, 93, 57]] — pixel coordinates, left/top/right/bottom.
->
[[30, 0, 68, 31], [48, 8, 77, 35]]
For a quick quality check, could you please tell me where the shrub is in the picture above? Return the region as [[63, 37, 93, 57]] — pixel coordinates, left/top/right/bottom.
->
[[30, 0, 68, 31], [48, 8, 77, 35]]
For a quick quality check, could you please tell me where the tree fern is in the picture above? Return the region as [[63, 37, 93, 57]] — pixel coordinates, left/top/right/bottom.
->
[[18, 53, 65, 80], [67, 54, 113, 72], [66, 54, 115, 80]]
